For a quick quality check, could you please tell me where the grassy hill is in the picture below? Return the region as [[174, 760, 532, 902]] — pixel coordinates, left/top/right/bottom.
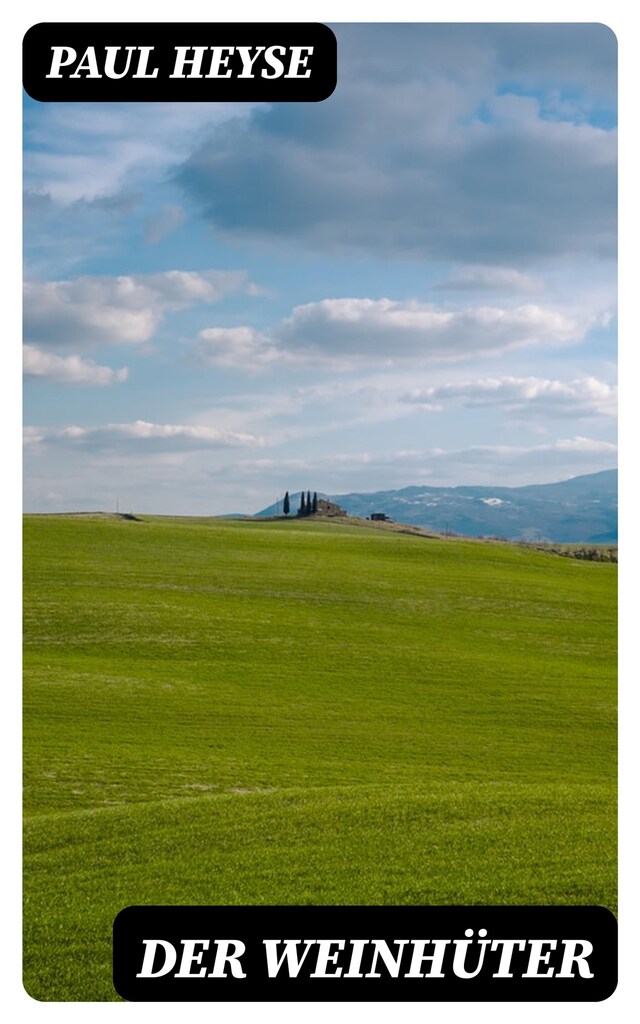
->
[[23, 515, 617, 1000]]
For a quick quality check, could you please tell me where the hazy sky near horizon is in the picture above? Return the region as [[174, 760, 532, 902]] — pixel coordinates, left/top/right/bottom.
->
[[23, 23, 617, 515]]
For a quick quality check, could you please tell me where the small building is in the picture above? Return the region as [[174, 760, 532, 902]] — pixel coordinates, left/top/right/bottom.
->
[[316, 498, 347, 517]]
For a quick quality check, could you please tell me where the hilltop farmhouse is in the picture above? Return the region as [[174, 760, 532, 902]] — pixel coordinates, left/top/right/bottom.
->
[[316, 498, 347, 517]]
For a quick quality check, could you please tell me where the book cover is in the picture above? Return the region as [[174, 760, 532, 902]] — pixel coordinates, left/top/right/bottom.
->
[[21, 13, 619, 1013]]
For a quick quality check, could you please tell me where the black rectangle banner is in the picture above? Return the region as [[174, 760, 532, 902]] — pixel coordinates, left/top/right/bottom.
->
[[23, 23, 337, 102], [113, 905, 617, 1002]]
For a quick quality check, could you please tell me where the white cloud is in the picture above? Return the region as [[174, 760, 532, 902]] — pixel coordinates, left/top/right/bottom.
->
[[279, 298, 591, 357], [402, 376, 617, 418], [190, 327, 288, 371], [190, 298, 602, 371], [24, 269, 251, 350], [24, 420, 263, 452], [23, 345, 128, 386]]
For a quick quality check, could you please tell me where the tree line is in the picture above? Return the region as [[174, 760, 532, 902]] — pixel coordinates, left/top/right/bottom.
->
[[283, 491, 318, 517]]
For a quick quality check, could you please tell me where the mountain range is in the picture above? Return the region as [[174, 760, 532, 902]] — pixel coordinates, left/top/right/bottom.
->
[[256, 469, 617, 543]]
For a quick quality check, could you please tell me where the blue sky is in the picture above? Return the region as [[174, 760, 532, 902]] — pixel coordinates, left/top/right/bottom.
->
[[23, 23, 617, 515]]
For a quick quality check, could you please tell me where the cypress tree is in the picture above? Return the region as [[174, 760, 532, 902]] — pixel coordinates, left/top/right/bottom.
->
[[312, 491, 318, 514], [307, 490, 312, 515], [283, 491, 290, 516], [298, 492, 305, 517]]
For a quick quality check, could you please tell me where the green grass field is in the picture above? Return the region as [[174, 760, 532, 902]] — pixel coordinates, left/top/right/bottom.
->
[[23, 515, 617, 1000]]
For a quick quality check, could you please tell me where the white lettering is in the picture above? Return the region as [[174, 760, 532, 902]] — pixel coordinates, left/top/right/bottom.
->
[[405, 939, 450, 978], [205, 47, 234, 79], [556, 939, 594, 978], [343, 938, 368, 978], [235, 46, 265, 78], [523, 939, 557, 978], [284, 45, 313, 78], [208, 939, 247, 978], [175, 938, 210, 978], [310, 939, 345, 978], [262, 45, 286, 79], [452, 929, 491, 979], [136, 939, 177, 978], [171, 46, 208, 78], [46, 47, 77, 78], [263, 939, 316, 978], [104, 46, 136, 80], [366, 939, 409, 978], [491, 938, 527, 978], [132, 47, 160, 78], [69, 47, 101, 79]]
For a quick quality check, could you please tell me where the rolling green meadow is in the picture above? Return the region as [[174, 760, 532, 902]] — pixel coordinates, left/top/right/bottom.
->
[[23, 514, 617, 1001]]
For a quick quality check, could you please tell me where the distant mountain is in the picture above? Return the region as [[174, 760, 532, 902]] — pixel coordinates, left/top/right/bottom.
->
[[256, 471, 617, 543]]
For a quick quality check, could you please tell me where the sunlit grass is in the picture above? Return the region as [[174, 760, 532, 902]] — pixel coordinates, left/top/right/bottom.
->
[[23, 515, 616, 1000]]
